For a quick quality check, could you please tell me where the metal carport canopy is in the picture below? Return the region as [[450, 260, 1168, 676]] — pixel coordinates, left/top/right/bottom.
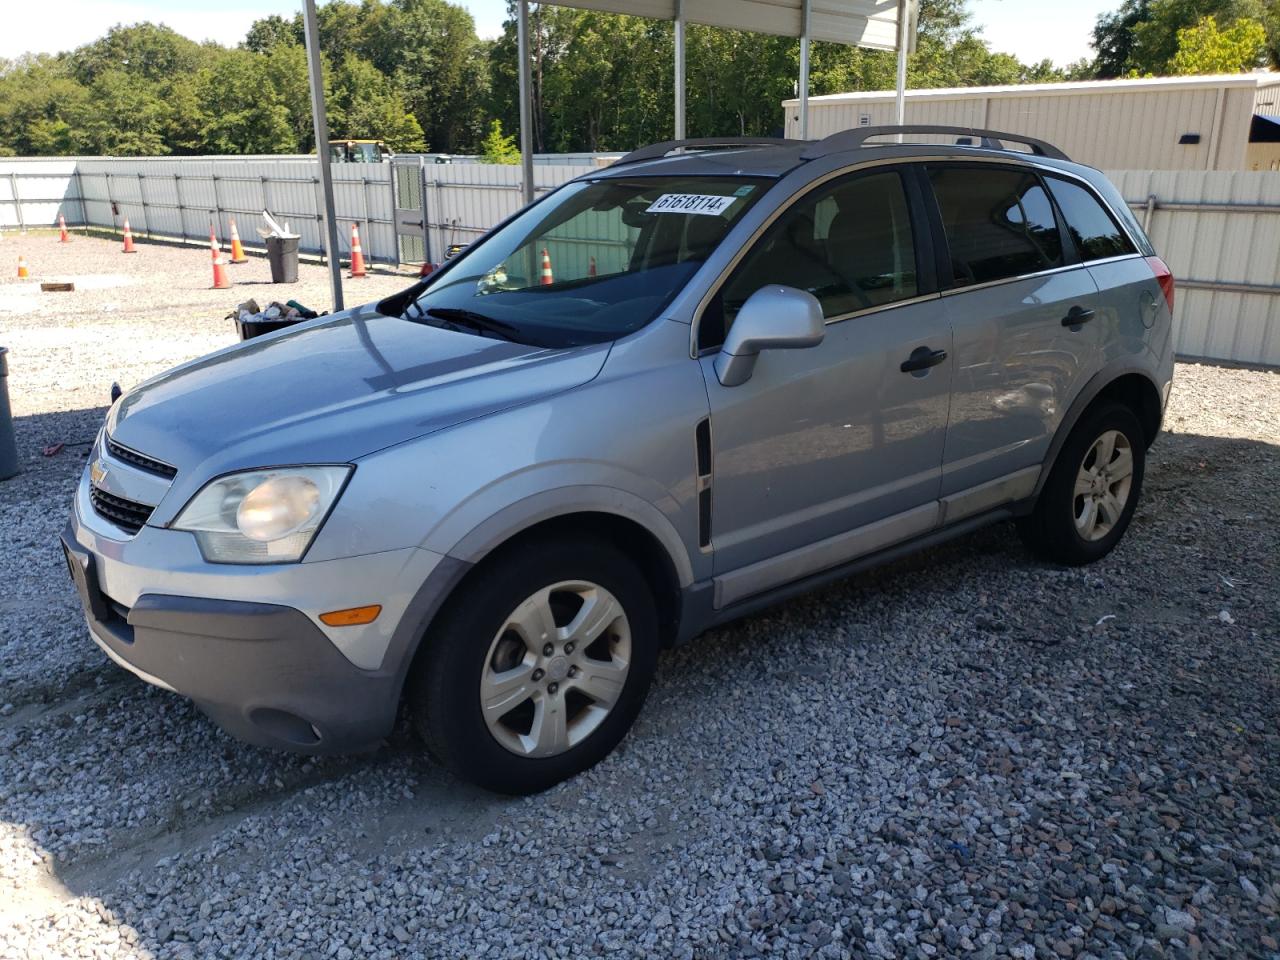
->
[[549, 0, 903, 47], [513, 0, 916, 202]]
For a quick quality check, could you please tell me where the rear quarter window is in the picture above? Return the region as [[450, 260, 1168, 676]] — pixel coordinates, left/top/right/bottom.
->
[[1045, 177, 1137, 262], [927, 166, 1063, 287]]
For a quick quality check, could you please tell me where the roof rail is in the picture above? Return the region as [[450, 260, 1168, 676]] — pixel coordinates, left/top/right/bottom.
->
[[800, 125, 1070, 162], [613, 137, 805, 166]]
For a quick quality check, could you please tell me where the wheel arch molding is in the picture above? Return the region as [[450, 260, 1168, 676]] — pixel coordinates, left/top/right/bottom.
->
[[1032, 362, 1164, 504]]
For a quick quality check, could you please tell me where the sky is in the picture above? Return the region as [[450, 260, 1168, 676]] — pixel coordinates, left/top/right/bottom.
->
[[3, 0, 1118, 68]]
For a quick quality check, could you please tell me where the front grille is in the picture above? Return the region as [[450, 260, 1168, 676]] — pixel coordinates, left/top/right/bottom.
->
[[90, 486, 155, 535], [106, 437, 177, 479]]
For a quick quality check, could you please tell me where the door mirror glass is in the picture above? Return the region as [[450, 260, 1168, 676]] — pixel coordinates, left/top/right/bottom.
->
[[714, 285, 824, 387]]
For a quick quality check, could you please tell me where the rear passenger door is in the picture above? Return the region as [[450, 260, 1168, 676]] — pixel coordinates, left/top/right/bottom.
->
[[1041, 174, 1150, 368], [928, 163, 1102, 510]]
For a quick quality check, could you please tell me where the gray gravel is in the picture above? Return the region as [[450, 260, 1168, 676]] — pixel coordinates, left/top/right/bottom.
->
[[2, 238, 1278, 959]]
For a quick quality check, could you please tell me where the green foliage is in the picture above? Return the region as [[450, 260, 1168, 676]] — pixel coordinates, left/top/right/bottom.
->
[[1090, 0, 1280, 75], [7, 0, 1221, 159], [479, 119, 520, 163], [329, 53, 427, 151], [1169, 14, 1269, 72], [192, 50, 295, 154]]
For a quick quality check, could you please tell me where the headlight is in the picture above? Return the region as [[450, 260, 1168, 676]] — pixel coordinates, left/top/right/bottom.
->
[[172, 466, 351, 564]]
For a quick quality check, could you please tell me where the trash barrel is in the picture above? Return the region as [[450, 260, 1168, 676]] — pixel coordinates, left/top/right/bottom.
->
[[236, 315, 305, 341], [266, 236, 300, 284], [0, 347, 19, 481]]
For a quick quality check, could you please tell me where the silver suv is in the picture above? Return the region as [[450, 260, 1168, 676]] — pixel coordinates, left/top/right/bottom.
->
[[63, 127, 1175, 793]]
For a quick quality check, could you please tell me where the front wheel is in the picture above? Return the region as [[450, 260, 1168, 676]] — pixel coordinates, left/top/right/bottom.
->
[[409, 537, 658, 794], [1017, 402, 1146, 566]]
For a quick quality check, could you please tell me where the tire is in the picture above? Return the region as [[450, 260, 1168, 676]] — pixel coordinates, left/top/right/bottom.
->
[[1017, 402, 1146, 566], [408, 536, 659, 795]]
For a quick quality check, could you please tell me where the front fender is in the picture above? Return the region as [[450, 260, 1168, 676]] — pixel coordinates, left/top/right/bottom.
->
[[427, 471, 697, 588]]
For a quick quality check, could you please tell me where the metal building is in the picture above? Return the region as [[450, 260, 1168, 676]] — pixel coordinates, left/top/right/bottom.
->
[[783, 72, 1280, 171]]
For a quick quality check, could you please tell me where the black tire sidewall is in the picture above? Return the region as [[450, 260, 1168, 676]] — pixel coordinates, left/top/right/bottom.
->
[[1039, 403, 1146, 564], [413, 538, 659, 795]]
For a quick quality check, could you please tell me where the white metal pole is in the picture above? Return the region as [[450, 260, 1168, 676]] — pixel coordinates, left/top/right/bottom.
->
[[674, 0, 686, 140], [303, 0, 343, 312], [799, 0, 811, 139], [894, 0, 909, 126], [517, 0, 536, 206]]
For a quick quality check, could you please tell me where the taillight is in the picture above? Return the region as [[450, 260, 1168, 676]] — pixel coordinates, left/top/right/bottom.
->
[[1146, 256, 1174, 312]]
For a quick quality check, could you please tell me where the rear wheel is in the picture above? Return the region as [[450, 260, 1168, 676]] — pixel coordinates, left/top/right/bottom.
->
[[409, 537, 658, 794], [1017, 403, 1146, 565]]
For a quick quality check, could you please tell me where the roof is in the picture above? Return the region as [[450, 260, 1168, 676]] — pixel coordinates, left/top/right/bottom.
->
[[593, 144, 811, 178], [782, 71, 1280, 107], [546, 0, 906, 50], [589, 138, 1083, 180]]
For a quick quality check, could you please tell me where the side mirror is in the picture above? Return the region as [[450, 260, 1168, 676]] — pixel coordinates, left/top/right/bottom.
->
[[713, 285, 825, 387]]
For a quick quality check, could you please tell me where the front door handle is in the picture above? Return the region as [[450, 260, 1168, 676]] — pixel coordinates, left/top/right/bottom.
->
[[900, 346, 948, 374], [1062, 305, 1096, 327]]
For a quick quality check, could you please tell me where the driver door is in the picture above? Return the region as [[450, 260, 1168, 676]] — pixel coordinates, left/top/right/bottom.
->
[[698, 167, 953, 606]]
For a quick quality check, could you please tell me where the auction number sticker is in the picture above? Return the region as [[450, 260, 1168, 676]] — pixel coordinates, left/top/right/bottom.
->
[[645, 194, 738, 216]]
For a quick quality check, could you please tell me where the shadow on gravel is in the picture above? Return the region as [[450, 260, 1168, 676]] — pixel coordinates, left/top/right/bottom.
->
[[2, 426, 1277, 956]]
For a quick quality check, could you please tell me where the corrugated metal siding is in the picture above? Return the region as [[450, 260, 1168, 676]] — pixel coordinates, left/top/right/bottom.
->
[[1109, 169, 1280, 366], [789, 84, 1266, 171], [424, 163, 595, 265], [0, 159, 81, 230], [71, 157, 399, 262]]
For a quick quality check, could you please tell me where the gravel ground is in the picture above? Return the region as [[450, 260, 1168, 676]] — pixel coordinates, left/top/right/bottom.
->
[[1, 236, 1278, 959]]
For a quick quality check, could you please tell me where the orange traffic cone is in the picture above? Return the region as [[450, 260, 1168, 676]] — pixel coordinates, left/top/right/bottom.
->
[[349, 224, 367, 278], [58, 214, 70, 244], [540, 248, 553, 286], [17, 254, 30, 279], [588, 255, 597, 277], [211, 252, 231, 290], [210, 232, 230, 289], [122, 219, 137, 253], [418, 261, 436, 278], [228, 218, 248, 264], [210, 223, 220, 261]]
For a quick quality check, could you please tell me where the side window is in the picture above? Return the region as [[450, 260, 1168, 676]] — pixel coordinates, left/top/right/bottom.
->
[[1044, 177, 1137, 261], [928, 166, 1063, 286], [700, 170, 918, 349]]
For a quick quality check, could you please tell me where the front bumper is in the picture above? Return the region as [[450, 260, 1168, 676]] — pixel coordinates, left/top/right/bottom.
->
[[62, 501, 447, 752]]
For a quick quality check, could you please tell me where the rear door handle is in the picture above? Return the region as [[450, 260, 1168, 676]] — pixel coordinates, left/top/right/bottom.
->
[[1062, 306, 1096, 327], [900, 346, 948, 374]]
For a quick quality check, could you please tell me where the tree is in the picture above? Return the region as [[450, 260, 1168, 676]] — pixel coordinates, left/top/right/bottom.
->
[[1169, 14, 1268, 71], [1092, 0, 1153, 77], [1090, 0, 1280, 74], [329, 53, 427, 151], [479, 119, 520, 162], [73, 68, 172, 154], [192, 50, 294, 154], [243, 15, 301, 53], [261, 41, 316, 152]]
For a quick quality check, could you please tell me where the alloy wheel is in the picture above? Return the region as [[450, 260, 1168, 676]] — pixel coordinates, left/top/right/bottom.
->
[[478, 581, 631, 757], [1072, 429, 1134, 541]]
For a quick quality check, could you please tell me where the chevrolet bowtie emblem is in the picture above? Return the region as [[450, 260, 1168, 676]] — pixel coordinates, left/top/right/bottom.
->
[[90, 459, 108, 487]]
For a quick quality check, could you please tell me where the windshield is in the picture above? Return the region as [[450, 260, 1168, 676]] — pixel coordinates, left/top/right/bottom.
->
[[399, 175, 770, 347]]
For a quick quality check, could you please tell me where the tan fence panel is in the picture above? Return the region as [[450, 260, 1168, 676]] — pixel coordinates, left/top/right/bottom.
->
[[1107, 169, 1280, 367]]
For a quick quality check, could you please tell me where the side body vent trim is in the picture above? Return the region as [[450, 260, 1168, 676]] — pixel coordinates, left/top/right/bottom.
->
[[695, 418, 712, 550]]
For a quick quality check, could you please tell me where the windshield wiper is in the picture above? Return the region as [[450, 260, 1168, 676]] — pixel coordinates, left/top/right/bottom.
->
[[424, 307, 522, 342]]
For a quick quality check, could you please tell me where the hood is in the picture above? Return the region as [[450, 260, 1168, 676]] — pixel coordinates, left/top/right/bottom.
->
[[107, 304, 610, 475]]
